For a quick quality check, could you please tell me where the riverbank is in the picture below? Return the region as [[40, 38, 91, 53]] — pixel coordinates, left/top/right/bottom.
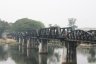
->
[[0, 38, 17, 45]]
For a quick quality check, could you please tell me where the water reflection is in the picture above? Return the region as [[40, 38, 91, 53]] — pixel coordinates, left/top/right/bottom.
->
[[77, 53, 88, 64], [0, 44, 96, 64], [47, 48, 62, 64], [0, 45, 8, 61], [39, 54, 47, 64], [88, 47, 96, 63], [0, 57, 16, 64]]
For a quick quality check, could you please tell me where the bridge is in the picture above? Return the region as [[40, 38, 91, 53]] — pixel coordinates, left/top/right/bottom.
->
[[10, 26, 96, 64]]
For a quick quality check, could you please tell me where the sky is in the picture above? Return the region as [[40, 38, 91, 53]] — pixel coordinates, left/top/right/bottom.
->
[[0, 0, 96, 28]]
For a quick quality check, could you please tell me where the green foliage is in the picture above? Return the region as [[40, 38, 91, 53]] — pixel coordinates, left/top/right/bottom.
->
[[0, 19, 9, 37], [11, 18, 45, 32]]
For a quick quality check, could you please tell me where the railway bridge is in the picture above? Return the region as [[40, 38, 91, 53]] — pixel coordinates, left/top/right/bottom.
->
[[10, 26, 96, 64]]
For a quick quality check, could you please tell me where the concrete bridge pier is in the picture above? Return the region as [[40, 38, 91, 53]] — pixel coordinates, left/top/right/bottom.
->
[[22, 37, 27, 48], [39, 39, 48, 54], [66, 41, 77, 64], [34, 38, 38, 48], [30, 38, 35, 48], [16, 36, 19, 42], [32, 38, 36, 48], [20, 37, 27, 55], [18, 38, 23, 52], [18, 37, 23, 45], [27, 38, 31, 48]]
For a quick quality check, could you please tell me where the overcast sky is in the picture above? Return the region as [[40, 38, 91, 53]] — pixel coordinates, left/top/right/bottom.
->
[[0, 0, 96, 28]]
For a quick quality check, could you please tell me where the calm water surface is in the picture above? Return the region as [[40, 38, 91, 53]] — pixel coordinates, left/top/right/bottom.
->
[[0, 44, 96, 64]]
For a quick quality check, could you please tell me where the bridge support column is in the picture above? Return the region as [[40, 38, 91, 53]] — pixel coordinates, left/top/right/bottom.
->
[[19, 38, 23, 45], [27, 38, 31, 48], [22, 38, 27, 48], [39, 40, 48, 54], [18, 38, 23, 52], [62, 41, 77, 64], [30, 38, 34, 48], [16, 37, 19, 42], [32, 39, 35, 48]]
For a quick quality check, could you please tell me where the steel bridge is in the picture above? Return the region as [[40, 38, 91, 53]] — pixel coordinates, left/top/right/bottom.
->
[[10, 26, 96, 64]]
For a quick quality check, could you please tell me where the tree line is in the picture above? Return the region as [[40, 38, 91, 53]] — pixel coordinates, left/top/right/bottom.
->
[[0, 18, 45, 38], [0, 17, 77, 38]]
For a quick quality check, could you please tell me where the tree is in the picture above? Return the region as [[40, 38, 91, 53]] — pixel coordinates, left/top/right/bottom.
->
[[68, 18, 78, 30], [0, 19, 9, 38], [11, 18, 45, 32]]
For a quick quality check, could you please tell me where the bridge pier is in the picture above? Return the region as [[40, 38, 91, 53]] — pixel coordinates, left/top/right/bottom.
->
[[31, 38, 36, 48], [19, 38, 23, 51], [18, 38, 23, 45], [22, 37, 27, 48], [18, 38, 23, 52], [16, 36, 19, 42], [20, 37, 27, 55], [39, 39, 48, 54], [27, 38, 31, 48], [66, 41, 77, 64], [62, 41, 77, 64]]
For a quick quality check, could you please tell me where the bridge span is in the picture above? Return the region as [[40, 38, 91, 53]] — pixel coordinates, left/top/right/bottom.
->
[[10, 26, 96, 64]]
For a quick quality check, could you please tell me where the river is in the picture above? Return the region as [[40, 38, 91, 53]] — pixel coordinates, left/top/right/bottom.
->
[[0, 44, 96, 64]]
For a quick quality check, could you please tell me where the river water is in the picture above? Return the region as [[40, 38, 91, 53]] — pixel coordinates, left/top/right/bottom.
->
[[0, 44, 96, 64]]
